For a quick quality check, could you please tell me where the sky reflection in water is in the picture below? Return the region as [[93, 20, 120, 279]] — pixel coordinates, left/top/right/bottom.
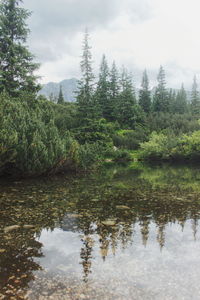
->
[[1, 164, 200, 299]]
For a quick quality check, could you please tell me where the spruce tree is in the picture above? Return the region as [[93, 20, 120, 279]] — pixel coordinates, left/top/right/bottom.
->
[[116, 68, 137, 127], [95, 54, 110, 119], [109, 61, 120, 121], [49, 93, 57, 103], [139, 70, 151, 113], [191, 75, 200, 114], [153, 66, 169, 112], [174, 84, 188, 114], [168, 88, 177, 113], [57, 85, 65, 104], [0, 0, 40, 96], [76, 29, 98, 121]]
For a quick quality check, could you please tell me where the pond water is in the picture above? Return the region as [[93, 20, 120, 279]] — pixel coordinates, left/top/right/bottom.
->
[[1, 163, 200, 299]]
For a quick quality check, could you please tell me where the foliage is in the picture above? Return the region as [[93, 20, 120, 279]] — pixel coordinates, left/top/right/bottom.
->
[[146, 112, 200, 135], [76, 142, 105, 170], [153, 66, 170, 112], [112, 127, 149, 150], [109, 61, 120, 121], [57, 85, 65, 104], [2, 16, 200, 178], [54, 102, 77, 133], [115, 68, 137, 127], [175, 131, 200, 161], [76, 29, 99, 122], [140, 130, 200, 162], [140, 132, 178, 161], [0, 93, 82, 176], [173, 84, 188, 114], [95, 54, 110, 119], [0, 0, 40, 96], [191, 75, 200, 114], [73, 118, 114, 147], [113, 149, 132, 163], [139, 70, 151, 113]]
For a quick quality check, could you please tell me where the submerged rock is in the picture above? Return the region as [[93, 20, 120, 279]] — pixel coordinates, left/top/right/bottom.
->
[[101, 219, 116, 226], [116, 205, 130, 210], [23, 225, 35, 229], [4, 225, 20, 233], [4, 224, 35, 233]]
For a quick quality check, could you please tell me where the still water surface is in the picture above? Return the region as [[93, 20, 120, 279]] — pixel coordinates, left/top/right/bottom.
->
[[1, 164, 200, 299]]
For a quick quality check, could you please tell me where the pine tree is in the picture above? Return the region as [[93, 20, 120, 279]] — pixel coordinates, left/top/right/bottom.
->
[[153, 66, 169, 112], [76, 29, 99, 121], [95, 54, 110, 119], [168, 88, 177, 113], [139, 70, 151, 113], [0, 0, 40, 96], [116, 67, 137, 127], [57, 85, 65, 104], [109, 61, 120, 121], [174, 84, 188, 114], [191, 75, 200, 114], [49, 93, 57, 103]]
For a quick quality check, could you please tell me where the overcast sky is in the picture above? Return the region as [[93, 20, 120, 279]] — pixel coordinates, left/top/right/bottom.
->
[[24, 0, 200, 89]]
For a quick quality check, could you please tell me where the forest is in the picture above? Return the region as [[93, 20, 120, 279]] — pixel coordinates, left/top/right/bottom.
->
[[1, 0, 200, 178]]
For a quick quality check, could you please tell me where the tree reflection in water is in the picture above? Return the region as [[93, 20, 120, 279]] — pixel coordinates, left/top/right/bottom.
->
[[0, 164, 200, 297]]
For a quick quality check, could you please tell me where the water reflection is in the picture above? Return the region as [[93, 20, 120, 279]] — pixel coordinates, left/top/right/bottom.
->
[[1, 164, 200, 299], [0, 227, 43, 299]]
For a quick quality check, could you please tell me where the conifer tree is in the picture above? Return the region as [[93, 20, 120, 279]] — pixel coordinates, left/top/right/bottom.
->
[[0, 0, 40, 96], [168, 88, 177, 113], [109, 61, 120, 121], [174, 84, 188, 114], [139, 70, 151, 113], [76, 29, 99, 121], [49, 93, 57, 103], [191, 75, 200, 114], [95, 54, 110, 119], [57, 85, 65, 104], [116, 68, 137, 127], [153, 66, 169, 112]]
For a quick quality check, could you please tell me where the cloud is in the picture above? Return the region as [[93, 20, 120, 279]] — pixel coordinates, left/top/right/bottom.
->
[[22, 0, 200, 88], [24, 0, 152, 62]]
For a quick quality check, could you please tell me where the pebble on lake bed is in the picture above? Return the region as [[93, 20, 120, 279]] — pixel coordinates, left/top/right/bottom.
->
[[116, 205, 130, 210], [101, 220, 117, 226]]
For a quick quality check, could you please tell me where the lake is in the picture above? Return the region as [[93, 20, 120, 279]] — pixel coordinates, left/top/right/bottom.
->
[[1, 163, 200, 299]]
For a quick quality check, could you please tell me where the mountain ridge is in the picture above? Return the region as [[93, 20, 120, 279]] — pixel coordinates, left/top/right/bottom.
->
[[39, 78, 192, 103], [38, 78, 78, 102]]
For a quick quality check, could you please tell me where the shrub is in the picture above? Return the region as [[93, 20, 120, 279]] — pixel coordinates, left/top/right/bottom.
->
[[113, 150, 132, 163], [140, 132, 178, 161], [112, 127, 149, 150], [174, 131, 200, 161], [77, 142, 103, 170], [146, 112, 200, 135], [0, 93, 76, 176], [140, 130, 200, 162]]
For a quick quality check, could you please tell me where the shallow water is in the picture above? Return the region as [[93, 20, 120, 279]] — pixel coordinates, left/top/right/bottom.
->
[[1, 164, 200, 299]]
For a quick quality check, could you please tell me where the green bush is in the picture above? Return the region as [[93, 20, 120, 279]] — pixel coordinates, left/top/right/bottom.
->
[[174, 131, 200, 161], [77, 142, 103, 170], [73, 118, 114, 145], [147, 112, 200, 135], [140, 132, 178, 161], [113, 150, 132, 163], [140, 130, 200, 162], [0, 93, 76, 176], [113, 127, 149, 150]]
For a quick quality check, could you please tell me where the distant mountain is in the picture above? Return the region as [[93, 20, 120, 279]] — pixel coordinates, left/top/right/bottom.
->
[[38, 78, 78, 102], [39, 78, 192, 103]]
